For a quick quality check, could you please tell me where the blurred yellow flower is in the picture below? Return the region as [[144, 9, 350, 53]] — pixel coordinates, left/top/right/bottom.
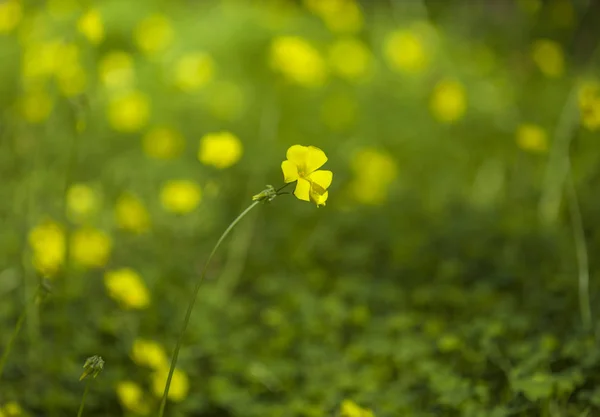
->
[[0, 0, 22, 32], [99, 51, 135, 91], [0, 401, 23, 417], [152, 368, 189, 402], [66, 184, 98, 222], [340, 399, 374, 417], [384, 24, 434, 74], [116, 381, 150, 415], [104, 268, 150, 309], [516, 124, 548, 153], [107, 91, 150, 133], [281, 145, 333, 207], [349, 148, 398, 205], [77, 9, 104, 45], [198, 131, 243, 169], [70, 228, 112, 268], [160, 180, 202, 214], [28, 220, 66, 278], [204, 81, 245, 121], [328, 37, 371, 82], [320, 92, 358, 132], [430, 79, 467, 123], [304, 0, 363, 34], [531, 39, 564, 78], [115, 193, 151, 234], [20, 88, 53, 123], [174, 52, 215, 92], [21, 41, 58, 82], [578, 80, 600, 131], [142, 127, 184, 160], [134, 14, 174, 56], [270, 36, 327, 87], [131, 339, 168, 370]]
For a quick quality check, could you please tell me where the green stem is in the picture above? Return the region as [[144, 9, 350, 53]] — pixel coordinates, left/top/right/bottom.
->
[[0, 287, 39, 379], [158, 201, 260, 417], [566, 170, 592, 330], [76, 379, 91, 417]]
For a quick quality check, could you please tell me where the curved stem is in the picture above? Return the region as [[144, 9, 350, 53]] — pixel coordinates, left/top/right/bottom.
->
[[0, 307, 27, 379], [158, 201, 260, 417], [566, 169, 592, 330], [76, 379, 91, 417], [0, 285, 40, 379]]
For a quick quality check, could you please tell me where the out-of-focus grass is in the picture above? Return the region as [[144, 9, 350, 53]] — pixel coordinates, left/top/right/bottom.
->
[[1, 0, 600, 416]]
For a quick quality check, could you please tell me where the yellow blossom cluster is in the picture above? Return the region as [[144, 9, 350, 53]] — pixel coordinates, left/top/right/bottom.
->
[[578, 80, 600, 131], [349, 148, 398, 205], [116, 339, 190, 414]]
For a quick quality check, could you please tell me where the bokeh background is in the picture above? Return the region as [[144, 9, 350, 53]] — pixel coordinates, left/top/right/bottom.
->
[[2, 0, 600, 415]]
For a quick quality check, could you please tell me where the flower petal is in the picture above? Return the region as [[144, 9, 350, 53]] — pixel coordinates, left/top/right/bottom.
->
[[281, 160, 299, 183], [308, 170, 333, 190], [304, 146, 328, 174], [294, 177, 310, 201], [286, 145, 309, 169], [317, 191, 328, 207]]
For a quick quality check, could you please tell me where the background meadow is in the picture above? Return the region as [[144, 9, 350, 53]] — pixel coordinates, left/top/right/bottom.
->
[[2, 0, 600, 416]]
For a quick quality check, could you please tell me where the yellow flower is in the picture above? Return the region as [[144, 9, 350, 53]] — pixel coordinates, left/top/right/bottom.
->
[[142, 127, 184, 160], [516, 124, 548, 153], [430, 79, 467, 123], [99, 51, 135, 91], [104, 268, 150, 309], [0, 0, 22, 33], [578, 80, 600, 131], [131, 339, 168, 370], [1, 401, 23, 417], [349, 148, 397, 205], [107, 91, 150, 133], [152, 368, 189, 402], [174, 52, 215, 92], [28, 220, 66, 278], [340, 399, 374, 417], [204, 81, 245, 121], [281, 145, 333, 207], [160, 180, 202, 214], [384, 23, 435, 74], [304, 0, 363, 34], [531, 39, 564, 78], [77, 9, 104, 45], [20, 88, 53, 123], [116, 381, 150, 415], [328, 37, 371, 81], [134, 14, 174, 56], [198, 131, 243, 169], [115, 194, 151, 233], [66, 184, 98, 222], [70, 227, 112, 268], [270, 36, 327, 87]]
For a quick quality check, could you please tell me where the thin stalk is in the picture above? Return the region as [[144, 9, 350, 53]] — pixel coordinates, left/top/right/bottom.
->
[[76, 379, 91, 417], [158, 201, 260, 417], [566, 169, 592, 330], [0, 286, 40, 379], [0, 307, 27, 379]]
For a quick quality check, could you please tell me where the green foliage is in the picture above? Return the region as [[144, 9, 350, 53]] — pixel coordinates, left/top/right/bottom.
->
[[1, 0, 600, 416]]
